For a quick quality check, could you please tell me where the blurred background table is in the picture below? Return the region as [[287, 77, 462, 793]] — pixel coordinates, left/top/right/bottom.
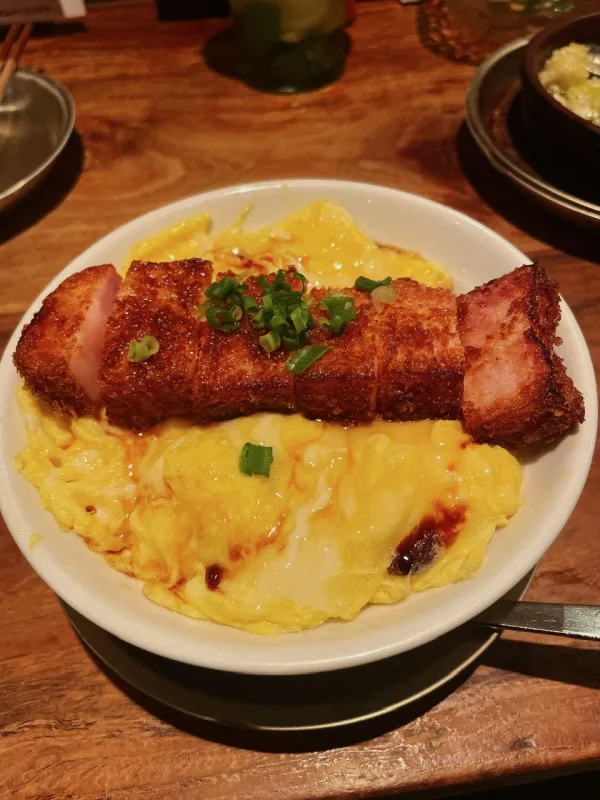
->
[[0, 1, 599, 798]]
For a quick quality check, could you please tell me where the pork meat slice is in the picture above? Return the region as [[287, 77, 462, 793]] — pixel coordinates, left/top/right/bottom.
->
[[457, 264, 584, 447], [14, 264, 120, 415]]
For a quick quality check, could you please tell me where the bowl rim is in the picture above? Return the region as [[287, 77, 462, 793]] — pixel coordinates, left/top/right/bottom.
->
[[0, 178, 597, 675], [523, 10, 600, 140], [0, 68, 76, 206]]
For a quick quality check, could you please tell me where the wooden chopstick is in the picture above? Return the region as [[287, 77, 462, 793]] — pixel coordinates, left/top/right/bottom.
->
[[0, 23, 33, 104]]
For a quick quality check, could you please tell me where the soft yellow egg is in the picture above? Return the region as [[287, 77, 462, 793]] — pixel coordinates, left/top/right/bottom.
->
[[204, 200, 452, 289]]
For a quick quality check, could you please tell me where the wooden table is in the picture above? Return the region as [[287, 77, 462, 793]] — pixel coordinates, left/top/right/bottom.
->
[[1, 2, 599, 798]]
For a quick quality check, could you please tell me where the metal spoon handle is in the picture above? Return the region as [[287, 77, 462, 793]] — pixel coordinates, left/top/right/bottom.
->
[[475, 601, 600, 641]]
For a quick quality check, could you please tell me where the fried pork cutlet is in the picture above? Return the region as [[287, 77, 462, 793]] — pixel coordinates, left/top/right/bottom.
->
[[194, 273, 296, 421], [295, 287, 378, 422], [13, 265, 121, 415], [99, 259, 212, 429], [457, 264, 584, 448], [375, 279, 464, 421]]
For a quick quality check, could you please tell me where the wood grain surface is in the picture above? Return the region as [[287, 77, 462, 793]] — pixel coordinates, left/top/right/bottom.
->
[[1, 2, 599, 799]]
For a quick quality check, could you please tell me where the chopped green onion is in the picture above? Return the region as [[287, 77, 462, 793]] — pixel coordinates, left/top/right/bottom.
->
[[320, 315, 346, 334], [239, 442, 274, 477], [243, 295, 258, 313], [285, 345, 330, 375], [257, 275, 271, 292], [355, 275, 392, 292], [206, 276, 237, 301], [206, 306, 240, 333], [271, 290, 303, 308], [252, 308, 267, 329], [269, 311, 288, 330], [271, 269, 290, 291], [290, 305, 309, 333], [232, 305, 243, 322], [318, 293, 357, 334], [259, 331, 281, 353], [127, 335, 160, 363], [282, 332, 301, 351]]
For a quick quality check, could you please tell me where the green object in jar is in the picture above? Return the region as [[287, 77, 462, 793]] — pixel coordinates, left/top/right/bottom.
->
[[230, 0, 347, 93]]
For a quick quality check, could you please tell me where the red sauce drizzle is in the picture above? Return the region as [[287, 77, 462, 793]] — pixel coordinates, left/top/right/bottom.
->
[[389, 503, 467, 577], [205, 563, 226, 591]]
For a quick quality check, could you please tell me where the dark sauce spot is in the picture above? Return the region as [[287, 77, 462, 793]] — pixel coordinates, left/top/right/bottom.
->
[[389, 504, 467, 577], [229, 544, 243, 562], [85, 505, 97, 515], [205, 563, 225, 591], [460, 439, 472, 450]]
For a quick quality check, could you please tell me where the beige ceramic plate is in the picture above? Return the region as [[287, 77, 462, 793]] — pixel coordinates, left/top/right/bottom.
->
[[0, 68, 75, 213], [466, 38, 600, 230], [62, 572, 533, 732]]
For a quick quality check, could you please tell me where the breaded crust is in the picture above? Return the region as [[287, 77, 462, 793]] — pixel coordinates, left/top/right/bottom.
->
[[294, 287, 377, 422], [194, 273, 294, 421], [13, 265, 118, 416], [457, 264, 585, 448], [375, 279, 464, 421], [99, 259, 212, 429]]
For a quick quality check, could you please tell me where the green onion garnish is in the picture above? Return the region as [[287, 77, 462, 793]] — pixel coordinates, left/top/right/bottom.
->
[[127, 335, 160, 363], [355, 275, 392, 292], [285, 345, 330, 375], [318, 293, 357, 334], [253, 308, 267, 329], [281, 332, 301, 351], [206, 306, 240, 333], [243, 295, 258, 313], [243, 269, 314, 353], [206, 276, 238, 301], [269, 311, 288, 330], [257, 275, 271, 293], [271, 269, 291, 291], [202, 274, 250, 333], [259, 331, 281, 353], [290, 305, 309, 333], [239, 442, 274, 477]]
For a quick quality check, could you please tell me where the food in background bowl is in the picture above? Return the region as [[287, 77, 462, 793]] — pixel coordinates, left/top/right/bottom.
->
[[521, 11, 600, 181], [540, 43, 600, 127], [11, 201, 583, 634]]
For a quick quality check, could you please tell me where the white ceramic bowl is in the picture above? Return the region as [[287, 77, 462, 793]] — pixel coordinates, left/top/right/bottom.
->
[[0, 179, 596, 675]]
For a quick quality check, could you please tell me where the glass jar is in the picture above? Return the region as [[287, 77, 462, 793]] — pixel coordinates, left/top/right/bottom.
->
[[230, 0, 348, 93]]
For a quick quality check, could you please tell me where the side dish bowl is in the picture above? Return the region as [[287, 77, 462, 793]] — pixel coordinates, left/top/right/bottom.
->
[[522, 11, 600, 176], [0, 179, 596, 675]]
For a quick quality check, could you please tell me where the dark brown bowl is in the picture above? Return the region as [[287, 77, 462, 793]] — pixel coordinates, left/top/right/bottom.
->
[[521, 10, 600, 177]]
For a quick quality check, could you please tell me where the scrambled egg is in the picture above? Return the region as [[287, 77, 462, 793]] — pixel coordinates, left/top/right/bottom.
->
[[16, 201, 522, 634]]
